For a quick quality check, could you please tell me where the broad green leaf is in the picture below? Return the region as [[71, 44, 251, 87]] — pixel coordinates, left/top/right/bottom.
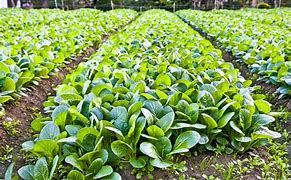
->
[[67, 170, 85, 180], [155, 137, 172, 156], [22, 141, 34, 151], [69, 107, 90, 125], [49, 155, 59, 179], [65, 125, 82, 136], [201, 113, 217, 130], [253, 127, 281, 139], [34, 158, 49, 180], [217, 112, 235, 128], [153, 73, 171, 88], [129, 157, 147, 169], [171, 123, 206, 130], [76, 127, 99, 143], [230, 121, 245, 135], [128, 102, 143, 116], [146, 125, 164, 138], [239, 109, 252, 130], [102, 172, 121, 180], [58, 85, 83, 101], [111, 140, 133, 158], [150, 158, 173, 168], [18, 165, 34, 180], [52, 104, 69, 121], [33, 139, 59, 159], [140, 142, 160, 159], [167, 92, 182, 106], [39, 123, 60, 140], [105, 126, 125, 140], [0, 62, 10, 73], [143, 100, 163, 117], [2, 77, 16, 92], [0, 95, 13, 103], [156, 111, 175, 132], [88, 158, 103, 174], [5, 163, 14, 180], [185, 103, 199, 123], [254, 100, 271, 114], [65, 155, 83, 171], [155, 89, 168, 99], [109, 106, 128, 121], [132, 117, 146, 145], [252, 114, 275, 130], [198, 134, 209, 145], [94, 165, 113, 179], [172, 131, 200, 154]]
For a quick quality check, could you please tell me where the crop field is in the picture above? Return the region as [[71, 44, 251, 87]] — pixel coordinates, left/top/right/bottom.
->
[[177, 9, 291, 98], [0, 8, 290, 180]]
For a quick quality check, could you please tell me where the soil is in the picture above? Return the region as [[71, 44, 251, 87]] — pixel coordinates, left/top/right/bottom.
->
[[119, 149, 268, 180]]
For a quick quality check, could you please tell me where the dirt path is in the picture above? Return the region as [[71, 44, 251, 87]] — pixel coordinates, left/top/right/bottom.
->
[[119, 148, 269, 180]]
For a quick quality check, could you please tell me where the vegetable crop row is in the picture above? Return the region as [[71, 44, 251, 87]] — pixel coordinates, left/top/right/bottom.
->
[[212, 8, 290, 28], [12, 10, 280, 179], [177, 9, 291, 97], [0, 9, 98, 32], [0, 9, 137, 107]]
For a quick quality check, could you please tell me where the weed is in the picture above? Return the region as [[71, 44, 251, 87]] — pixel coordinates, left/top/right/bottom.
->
[[0, 106, 5, 118], [2, 119, 20, 135], [0, 145, 13, 163]]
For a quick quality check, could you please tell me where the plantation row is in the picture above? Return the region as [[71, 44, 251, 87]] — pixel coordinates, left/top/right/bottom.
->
[[0, 9, 137, 106], [214, 8, 290, 27], [11, 10, 281, 179], [177, 9, 291, 97]]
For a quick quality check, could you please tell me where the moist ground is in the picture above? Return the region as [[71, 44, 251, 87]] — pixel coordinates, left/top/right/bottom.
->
[[119, 148, 269, 180]]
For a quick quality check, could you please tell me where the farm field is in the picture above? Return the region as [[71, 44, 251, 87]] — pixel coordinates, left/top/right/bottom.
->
[[177, 9, 291, 99], [0, 8, 290, 180], [0, 9, 137, 109]]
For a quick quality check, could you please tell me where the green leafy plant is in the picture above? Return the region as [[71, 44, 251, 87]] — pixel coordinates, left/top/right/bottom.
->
[[177, 9, 291, 97], [0, 145, 13, 163], [15, 9, 282, 179], [2, 119, 20, 135], [0, 9, 137, 108]]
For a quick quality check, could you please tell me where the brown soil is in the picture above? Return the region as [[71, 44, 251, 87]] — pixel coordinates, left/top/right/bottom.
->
[[119, 149, 268, 180]]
